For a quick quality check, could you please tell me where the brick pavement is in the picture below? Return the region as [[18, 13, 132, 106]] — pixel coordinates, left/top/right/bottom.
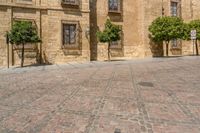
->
[[0, 56, 200, 133]]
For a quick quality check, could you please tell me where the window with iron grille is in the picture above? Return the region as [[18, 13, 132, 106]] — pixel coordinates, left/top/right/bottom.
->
[[62, 0, 79, 5], [109, 0, 121, 12], [63, 24, 77, 45], [171, 39, 181, 48], [171, 39, 178, 47], [171, 2, 178, 16]]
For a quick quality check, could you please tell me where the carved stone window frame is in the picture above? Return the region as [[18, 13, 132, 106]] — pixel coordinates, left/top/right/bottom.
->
[[170, 0, 182, 17], [170, 39, 182, 49], [61, 20, 81, 49]]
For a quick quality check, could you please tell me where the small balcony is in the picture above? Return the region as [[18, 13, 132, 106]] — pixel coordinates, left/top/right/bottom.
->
[[61, 0, 79, 6]]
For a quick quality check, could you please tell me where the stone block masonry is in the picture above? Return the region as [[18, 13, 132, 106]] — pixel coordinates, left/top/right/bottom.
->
[[0, 0, 200, 66]]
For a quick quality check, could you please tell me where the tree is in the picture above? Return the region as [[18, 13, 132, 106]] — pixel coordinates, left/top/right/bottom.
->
[[184, 20, 200, 55], [97, 19, 121, 60], [7, 21, 41, 67], [149, 16, 184, 56]]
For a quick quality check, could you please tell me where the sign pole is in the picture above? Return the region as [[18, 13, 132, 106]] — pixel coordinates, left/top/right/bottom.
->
[[191, 29, 197, 56], [193, 39, 195, 55]]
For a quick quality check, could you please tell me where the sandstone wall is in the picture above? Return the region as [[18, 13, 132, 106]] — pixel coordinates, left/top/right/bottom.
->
[[142, 0, 164, 57], [143, 0, 200, 57], [1, 0, 200, 66], [11, 8, 41, 66], [91, 0, 145, 61], [0, 7, 11, 66], [43, 10, 90, 64], [123, 0, 145, 58], [0, 0, 90, 66], [181, 0, 200, 56]]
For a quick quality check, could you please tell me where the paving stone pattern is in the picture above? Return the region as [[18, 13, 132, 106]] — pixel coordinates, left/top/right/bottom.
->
[[0, 57, 200, 133]]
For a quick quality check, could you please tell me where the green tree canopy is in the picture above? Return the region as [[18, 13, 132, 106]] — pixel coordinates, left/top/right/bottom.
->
[[183, 20, 200, 55], [8, 21, 41, 44], [7, 21, 41, 67], [183, 20, 200, 40], [181, 22, 190, 41], [97, 19, 121, 43], [96, 19, 121, 60], [149, 16, 185, 56], [149, 16, 184, 42]]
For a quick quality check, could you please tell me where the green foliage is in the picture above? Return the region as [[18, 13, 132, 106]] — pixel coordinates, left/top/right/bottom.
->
[[7, 21, 41, 67], [181, 23, 191, 40], [7, 21, 41, 45], [97, 19, 121, 43], [149, 16, 184, 43], [184, 20, 200, 40]]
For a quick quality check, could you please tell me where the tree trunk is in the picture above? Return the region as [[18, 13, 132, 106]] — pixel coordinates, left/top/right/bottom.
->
[[166, 42, 169, 57], [195, 39, 199, 55], [21, 43, 25, 67], [108, 42, 111, 61]]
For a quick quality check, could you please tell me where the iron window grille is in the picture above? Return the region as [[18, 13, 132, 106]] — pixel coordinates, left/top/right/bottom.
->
[[170, 0, 181, 17], [108, 0, 121, 13], [62, 21, 80, 49]]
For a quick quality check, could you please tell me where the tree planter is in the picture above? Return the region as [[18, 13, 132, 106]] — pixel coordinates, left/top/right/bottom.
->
[[170, 48, 182, 55], [13, 44, 37, 50]]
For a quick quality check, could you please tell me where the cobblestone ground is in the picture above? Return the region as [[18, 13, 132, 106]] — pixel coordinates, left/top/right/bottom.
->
[[0, 56, 200, 133]]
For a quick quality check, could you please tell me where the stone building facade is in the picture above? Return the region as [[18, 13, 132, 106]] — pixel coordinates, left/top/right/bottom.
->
[[90, 0, 200, 61], [0, 0, 200, 66], [0, 0, 90, 66]]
